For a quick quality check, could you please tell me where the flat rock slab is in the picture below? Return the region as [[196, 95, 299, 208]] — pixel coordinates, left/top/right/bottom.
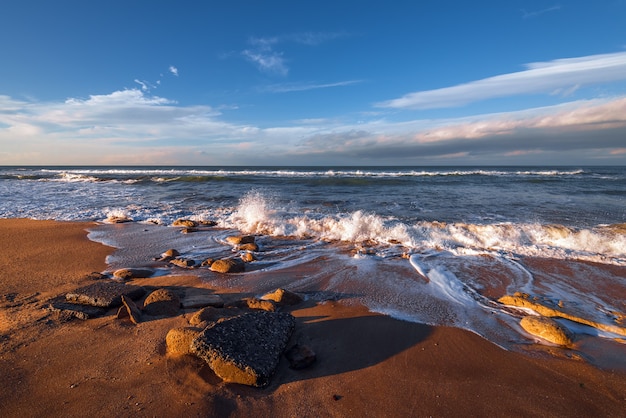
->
[[47, 296, 107, 320], [181, 294, 224, 309], [191, 311, 296, 387], [66, 282, 146, 308]]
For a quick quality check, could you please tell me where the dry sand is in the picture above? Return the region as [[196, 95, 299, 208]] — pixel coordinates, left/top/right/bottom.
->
[[1, 219, 625, 417]]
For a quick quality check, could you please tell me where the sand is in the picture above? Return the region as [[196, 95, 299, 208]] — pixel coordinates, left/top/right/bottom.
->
[[1, 219, 625, 417]]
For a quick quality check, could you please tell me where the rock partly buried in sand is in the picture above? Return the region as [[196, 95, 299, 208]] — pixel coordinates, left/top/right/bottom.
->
[[157, 248, 180, 261], [240, 252, 256, 263], [166, 327, 203, 355], [520, 316, 573, 346], [66, 282, 146, 308], [210, 258, 245, 273], [143, 288, 181, 317], [238, 242, 259, 252], [226, 235, 255, 245], [261, 288, 303, 307], [499, 293, 626, 337], [190, 311, 296, 387], [172, 219, 198, 228], [284, 344, 316, 369], [229, 298, 276, 312], [116, 295, 142, 324], [47, 296, 107, 320], [169, 258, 196, 268], [113, 268, 154, 280]]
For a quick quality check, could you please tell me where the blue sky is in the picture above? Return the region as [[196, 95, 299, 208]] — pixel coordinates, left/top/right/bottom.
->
[[1, 0, 626, 165]]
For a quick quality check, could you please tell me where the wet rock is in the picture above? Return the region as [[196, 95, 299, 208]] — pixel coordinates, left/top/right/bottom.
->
[[169, 258, 196, 268], [199, 220, 218, 227], [210, 258, 245, 273], [226, 235, 255, 245], [285, 344, 316, 369], [261, 288, 303, 307], [200, 258, 215, 267], [172, 219, 198, 228], [107, 215, 132, 223], [190, 311, 296, 387], [181, 227, 198, 234], [166, 327, 203, 355], [66, 282, 146, 308], [157, 249, 180, 261], [117, 295, 142, 324], [143, 288, 180, 317], [83, 272, 109, 281], [47, 296, 107, 320], [181, 293, 224, 309], [113, 268, 154, 280], [238, 243, 259, 252], [520, 316, 573, 346], [240, 252, 256, 263]]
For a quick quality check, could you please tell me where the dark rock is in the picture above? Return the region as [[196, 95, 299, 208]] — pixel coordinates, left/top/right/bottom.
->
[[169, 258, 196, 268], [113, 268, 154, 280], [47, 295, 107, 320], [66, 282, 146, 308], [210, 258, 245, 273], [181, 293, 224, 309], [190, 311, 296, 387], [284, 344, 316, 369], [83, 272, 109, 281], [261, 288, 303, 306], [143, 288, 180, 317]]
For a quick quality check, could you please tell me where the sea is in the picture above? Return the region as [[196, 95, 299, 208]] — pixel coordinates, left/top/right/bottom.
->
[[1, 166, 625, 363]]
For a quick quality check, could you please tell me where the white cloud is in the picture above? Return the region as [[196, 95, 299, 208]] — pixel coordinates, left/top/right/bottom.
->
[[169, 65, 179, 76], [521, 5, 561, 19], [377, 52, 626, 109], [261, 80, 363, 93], [242, 49, 288, 76]]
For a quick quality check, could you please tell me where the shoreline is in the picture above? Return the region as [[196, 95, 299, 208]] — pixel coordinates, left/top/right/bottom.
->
[[1, 218, 625, 416]]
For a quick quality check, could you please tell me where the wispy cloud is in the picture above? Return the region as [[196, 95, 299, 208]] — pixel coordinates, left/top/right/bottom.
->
[[521, 5, 561, 19], [261, 79, 363, 93], [377, 52, 626, 110], [169, 65, 179, 76], [241, 32, 346, 76]]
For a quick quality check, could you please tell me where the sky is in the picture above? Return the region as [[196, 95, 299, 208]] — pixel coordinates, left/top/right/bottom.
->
[[1, 0, 626, 166]]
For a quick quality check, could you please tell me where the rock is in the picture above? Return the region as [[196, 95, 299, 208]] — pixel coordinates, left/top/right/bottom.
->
[[210, 258, 245, 273], [261, 288, 303, 306], [66, 282, 146, 308], [240, 252, 256, 262], [181, 227, 198, 234], [520, 316, 573, 346], [161, 249, 180, 260], [172, 219, 198, 228], [284, 344, 316, 369], [166, 327, 203, 355], [143, 288, 181, 317], [83, 272, 108, 280], [113, 268, 154, 280], [119, 295, 142, 324], [181, 293, 224, 309], [238, 243, 259, 252], [107, 215, 132, 223], [47, 296, 107, 320], [232, 298, 276, 312], [199, 220, 218, 227], [190, 312, 296, 387], [188, 306, 236, 327], [200, 258, 215, 267], [169, 258, 196, 268], [226, 235, 255, 245]]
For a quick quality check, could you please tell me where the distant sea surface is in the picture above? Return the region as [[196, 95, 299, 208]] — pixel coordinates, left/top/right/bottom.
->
[[2, 166, 625, 360]]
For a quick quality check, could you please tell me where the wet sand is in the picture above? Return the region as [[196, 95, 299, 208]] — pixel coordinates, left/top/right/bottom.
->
[[1, 219, 625, 417]]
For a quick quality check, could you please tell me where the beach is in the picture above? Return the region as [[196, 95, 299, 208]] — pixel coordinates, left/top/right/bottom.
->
[[1, 218, 625, 417]]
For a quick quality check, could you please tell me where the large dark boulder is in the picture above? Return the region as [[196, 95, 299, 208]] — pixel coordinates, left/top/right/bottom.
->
[[190, 311, 295, 387]]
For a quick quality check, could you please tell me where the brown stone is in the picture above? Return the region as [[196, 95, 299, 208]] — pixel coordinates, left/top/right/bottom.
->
[[113, 268, 154, 280], [121, 295, 142, 324], [210, 258, 245, 273], [143, 288, 180, 317], [169, 258, 196, 268], [172, 219, 198, 228], [261, 288, 303, 306], [520, 316, 573, 346], [166, 327, 203, 355], [225, 235, 255, 245], [240, 252, 256, 262], [230, 298, 276, 312], [238, 243, 259, 252]]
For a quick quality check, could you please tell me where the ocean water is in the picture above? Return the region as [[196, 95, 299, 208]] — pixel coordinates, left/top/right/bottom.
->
[[1, 166, 625, 358]]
